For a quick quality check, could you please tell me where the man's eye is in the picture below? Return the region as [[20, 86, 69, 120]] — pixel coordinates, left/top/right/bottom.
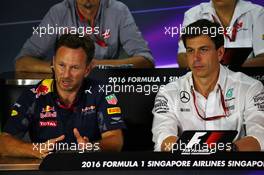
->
[[186, 49, 193, 53], [72, 66, 80, 70], [200, 48, 209, 53]]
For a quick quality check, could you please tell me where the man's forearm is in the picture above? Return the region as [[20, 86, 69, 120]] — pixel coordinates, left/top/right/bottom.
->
[[0, 133, 40, 158], [234, 136, 261, 151], [15, 56, 52, 73], [242, 54, 264, 67], [93, 56, 154, 68]]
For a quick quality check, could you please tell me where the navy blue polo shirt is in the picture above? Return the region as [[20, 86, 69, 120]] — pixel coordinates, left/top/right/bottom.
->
[[4, 79, 125, 144]]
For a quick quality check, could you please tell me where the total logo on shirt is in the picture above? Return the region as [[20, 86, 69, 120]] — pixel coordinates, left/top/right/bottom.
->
[[39, 121, 57, 127]]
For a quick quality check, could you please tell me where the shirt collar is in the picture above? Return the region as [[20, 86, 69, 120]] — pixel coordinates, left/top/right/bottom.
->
[[75, 0, 103, 24], [231, 0, 255, 21], [204, 0, 255, 22], [52, 79, 87, 110], [76, 2, 85, 22], [217, 64, 227, 89], [188, 64, 227, 93], [202, 1, 216, 15]]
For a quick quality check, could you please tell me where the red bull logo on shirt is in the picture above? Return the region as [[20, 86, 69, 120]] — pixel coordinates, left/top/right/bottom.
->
[[31, 85, 49, 98], [82, 105, 96, 112], [42, 105, 55, 113], [31, 79, 53, 98], [40, 105, 57, 119], [81, 105, 96, 115]]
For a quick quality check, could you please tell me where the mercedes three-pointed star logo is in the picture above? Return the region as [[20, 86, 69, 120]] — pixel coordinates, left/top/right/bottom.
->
[[180, 91, 190, 103]]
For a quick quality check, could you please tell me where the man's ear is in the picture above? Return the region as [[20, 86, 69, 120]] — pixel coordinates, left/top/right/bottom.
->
[[84, 63, 92, 78], [52, 56, 55, 68], [217, 46, 225, 62]]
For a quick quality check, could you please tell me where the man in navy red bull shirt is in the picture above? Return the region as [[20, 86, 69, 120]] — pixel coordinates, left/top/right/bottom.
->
[[0, 34, 125, 159]]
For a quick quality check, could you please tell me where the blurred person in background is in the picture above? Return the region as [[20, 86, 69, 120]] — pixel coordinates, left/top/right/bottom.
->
[[15, 0, 154, 73], [177, 0, 264, 68]]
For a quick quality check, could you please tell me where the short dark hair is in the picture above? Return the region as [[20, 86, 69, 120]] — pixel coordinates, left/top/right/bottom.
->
[[55, 34, 95, 64], [181, 19, 224, 49]]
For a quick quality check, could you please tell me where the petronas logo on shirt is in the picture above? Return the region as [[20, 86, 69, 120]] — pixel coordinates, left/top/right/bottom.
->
[[226, 88, 233, 98]]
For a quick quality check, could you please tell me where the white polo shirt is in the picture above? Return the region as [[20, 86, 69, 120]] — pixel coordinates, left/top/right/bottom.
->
[[152, 65, 264, 151], [178, 0, 264, 58]]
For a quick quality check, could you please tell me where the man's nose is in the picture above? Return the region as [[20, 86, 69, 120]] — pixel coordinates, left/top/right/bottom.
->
[[193, 50, 201, 61], [62, 67, 71, 78]]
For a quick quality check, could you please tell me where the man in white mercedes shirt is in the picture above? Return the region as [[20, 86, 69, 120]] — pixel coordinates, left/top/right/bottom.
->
[[152, 19, 264, 152]]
